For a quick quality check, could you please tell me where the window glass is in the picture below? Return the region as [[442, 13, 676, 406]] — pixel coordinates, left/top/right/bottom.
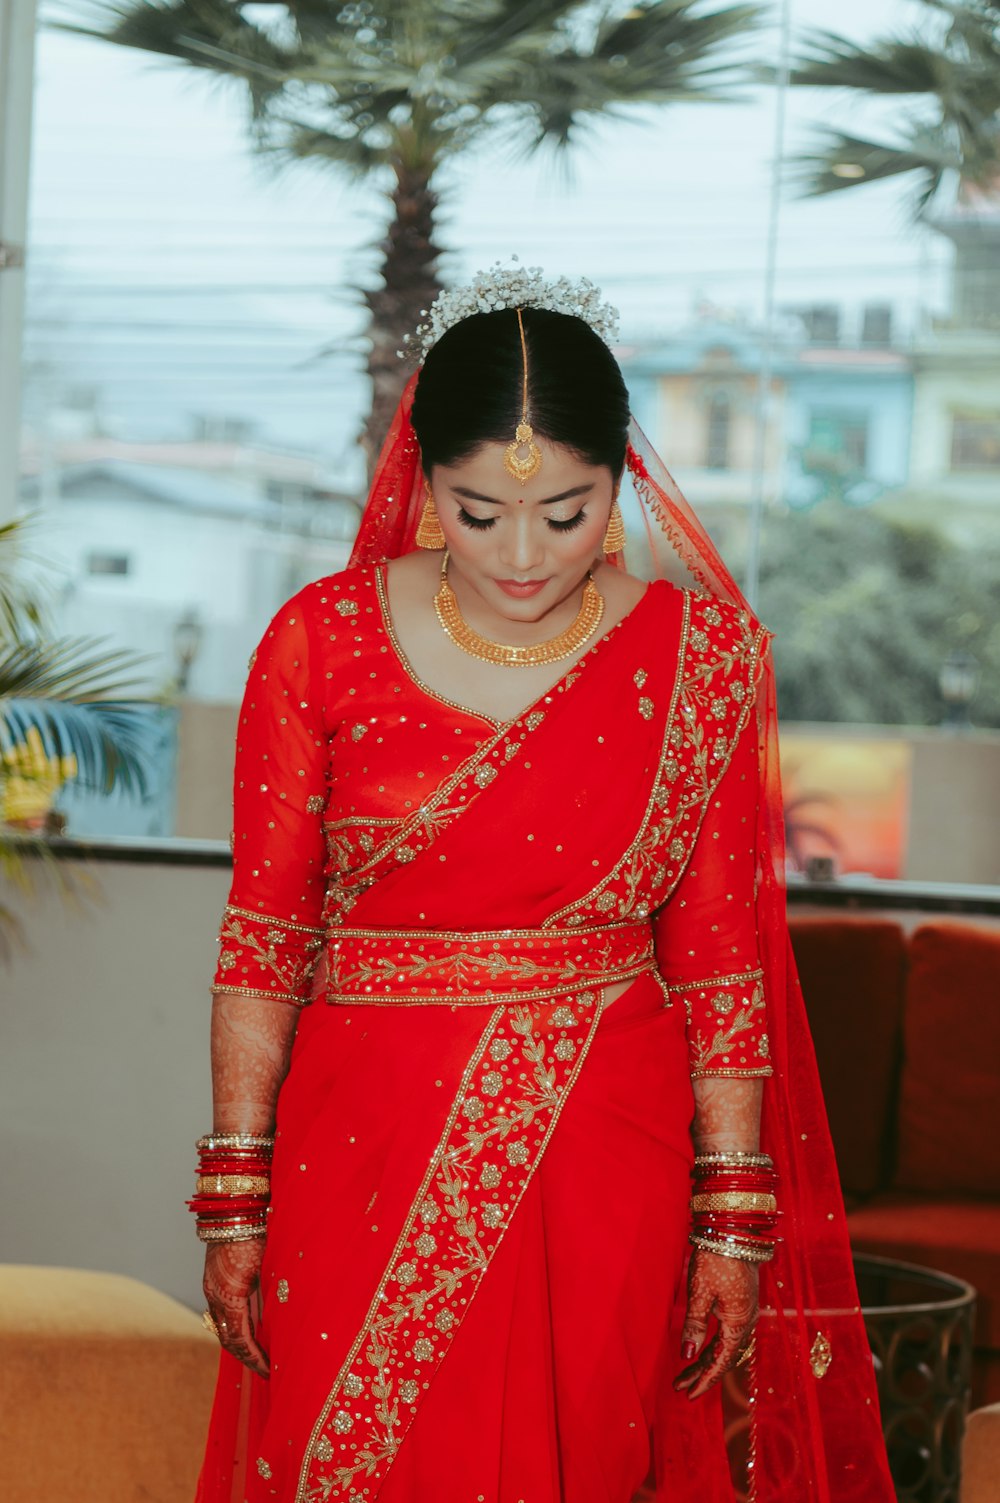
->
[[16, 3, 999, 888]]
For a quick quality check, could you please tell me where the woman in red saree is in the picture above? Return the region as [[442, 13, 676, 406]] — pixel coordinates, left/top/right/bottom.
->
[[194, 280, 896, 1503]]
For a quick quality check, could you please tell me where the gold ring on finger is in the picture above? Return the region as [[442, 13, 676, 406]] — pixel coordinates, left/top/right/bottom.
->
[[736, 1335, 756, 1367], [201, 1309, 219, 1337]]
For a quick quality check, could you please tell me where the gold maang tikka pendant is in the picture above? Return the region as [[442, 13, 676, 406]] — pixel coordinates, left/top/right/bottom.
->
[[504, 308, 543, 482], [504, 420, 542, 482]]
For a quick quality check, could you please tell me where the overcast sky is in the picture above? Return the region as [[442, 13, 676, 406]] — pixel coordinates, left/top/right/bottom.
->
[[25, 0, 951, 473]]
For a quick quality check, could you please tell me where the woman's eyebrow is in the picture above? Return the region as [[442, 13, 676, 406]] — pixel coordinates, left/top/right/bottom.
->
[[451, 484, 596, 505]]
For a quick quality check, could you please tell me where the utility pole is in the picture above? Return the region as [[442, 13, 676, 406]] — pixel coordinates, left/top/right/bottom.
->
[[0, 0, 37, 522], [744, 0, 793, 611]]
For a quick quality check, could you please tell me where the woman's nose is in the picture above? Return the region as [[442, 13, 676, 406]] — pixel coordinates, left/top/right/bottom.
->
[[499, 517, 545, 572]]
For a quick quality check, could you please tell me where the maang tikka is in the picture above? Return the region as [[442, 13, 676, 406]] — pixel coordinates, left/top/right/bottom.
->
[[503, 308, 543, 483]]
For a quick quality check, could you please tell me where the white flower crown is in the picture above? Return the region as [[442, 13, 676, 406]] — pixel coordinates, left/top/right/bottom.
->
[[399, 261, 620, 362]]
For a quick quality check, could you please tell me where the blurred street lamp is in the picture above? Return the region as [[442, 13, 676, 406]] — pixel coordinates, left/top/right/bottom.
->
[[939, 650, 979, 730], [173, 609, 204, 694]]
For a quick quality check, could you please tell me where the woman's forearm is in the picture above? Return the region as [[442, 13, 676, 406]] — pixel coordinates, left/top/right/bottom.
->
[[210, 992, 300, 1135], [690, 1077, 764, 1156]]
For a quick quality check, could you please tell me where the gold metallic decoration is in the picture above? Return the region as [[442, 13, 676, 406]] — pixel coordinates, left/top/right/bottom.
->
[[415, 479, 446, 550], [201, 1309, 219, 1336], [690, 1191, 777, 1213], [503, 308, 543, 482], [196, 1132, 275, 1152], [433, 553, 604, 668], [196, 1174, 271, 1196], [736, 1334, 756, 1367], [603, 496, 626, 555], [810, 1331, 833, 1379], [196, 1221, 269, 1244]]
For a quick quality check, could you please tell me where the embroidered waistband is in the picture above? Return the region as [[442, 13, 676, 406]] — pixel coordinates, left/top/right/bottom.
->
[[324, 921, 656, 1005]]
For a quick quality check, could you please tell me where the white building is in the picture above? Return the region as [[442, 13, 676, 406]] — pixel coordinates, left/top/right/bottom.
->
[[21, 456, 360, 701]]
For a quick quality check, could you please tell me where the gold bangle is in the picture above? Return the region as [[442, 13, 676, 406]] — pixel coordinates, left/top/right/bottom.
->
[[196, 1132, 275, 1152], [693, 1151, 773, 1169], [689, 1233, 774, 1264], [690, 1191, 777, 1213], [196, 1222, 268, 1244], [196, 1175, 271, 1196]]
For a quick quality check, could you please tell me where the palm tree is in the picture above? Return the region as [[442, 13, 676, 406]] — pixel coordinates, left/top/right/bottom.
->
[[0, 517, 152, 828], [65, 0, 765, 468], [765, 0, 1000, 215]]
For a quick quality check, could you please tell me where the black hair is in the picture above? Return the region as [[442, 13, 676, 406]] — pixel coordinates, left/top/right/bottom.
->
[[410, 308, 629, 478]]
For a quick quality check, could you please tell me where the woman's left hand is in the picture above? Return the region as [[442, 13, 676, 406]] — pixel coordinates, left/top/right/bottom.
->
[[672, 1247, 758, 1400]]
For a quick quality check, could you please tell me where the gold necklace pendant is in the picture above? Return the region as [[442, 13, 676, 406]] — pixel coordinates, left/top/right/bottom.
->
[[434, 563, 605, 668]]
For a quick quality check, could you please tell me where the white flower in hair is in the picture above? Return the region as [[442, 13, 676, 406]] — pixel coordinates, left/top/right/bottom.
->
[[399, 259, 620, 361]]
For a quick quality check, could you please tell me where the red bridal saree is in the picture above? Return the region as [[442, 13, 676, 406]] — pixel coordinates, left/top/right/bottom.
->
[[195, 382, 896, 1503]]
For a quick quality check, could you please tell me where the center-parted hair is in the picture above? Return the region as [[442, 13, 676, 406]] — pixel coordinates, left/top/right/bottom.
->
[[410, 308, 630, 478]]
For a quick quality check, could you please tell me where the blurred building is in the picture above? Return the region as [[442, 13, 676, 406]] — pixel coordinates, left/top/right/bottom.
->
[[20, 444, 360, 702], [906, 188, 1000, 544], [619, 300, 914, 547]]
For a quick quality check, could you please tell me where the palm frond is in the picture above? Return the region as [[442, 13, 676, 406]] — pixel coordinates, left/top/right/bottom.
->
[[0, 636, 151, 702], [57, 0, 297, 117], [771, 29, 954, 94], [0, 637, 156, 798], [0, 519, 47, 641], [784, 121, 964, 215], [1, 698, 155, 798]]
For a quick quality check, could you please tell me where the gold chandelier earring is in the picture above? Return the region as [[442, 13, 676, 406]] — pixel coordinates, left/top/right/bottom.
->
[[416, 478, 446, 550], [603, 489, 626, 555]]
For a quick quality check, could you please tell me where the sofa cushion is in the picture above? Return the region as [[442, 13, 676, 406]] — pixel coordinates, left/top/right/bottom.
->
[[0, 1265, 218, 1503], [847, 1193, 1000, 1349], [788, 918, 906, 1197], [894, 922, 1000, 1197]]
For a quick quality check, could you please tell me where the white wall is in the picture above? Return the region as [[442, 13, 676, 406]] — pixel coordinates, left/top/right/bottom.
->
[[1, 856, 228, 1308]]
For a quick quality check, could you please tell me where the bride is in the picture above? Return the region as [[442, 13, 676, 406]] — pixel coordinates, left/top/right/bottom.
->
[[190, 269, 894, 1503]]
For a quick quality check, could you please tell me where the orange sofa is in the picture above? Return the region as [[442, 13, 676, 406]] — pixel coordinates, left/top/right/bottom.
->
[[788, 917, 1000, 1407]]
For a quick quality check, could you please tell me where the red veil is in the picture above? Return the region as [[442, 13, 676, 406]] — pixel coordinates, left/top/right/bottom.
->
[[349, 372, 895, 1502]]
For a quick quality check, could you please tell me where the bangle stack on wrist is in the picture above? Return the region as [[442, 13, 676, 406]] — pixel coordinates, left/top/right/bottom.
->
[[688, 1151, 779, 1264], [188, 1132, 274, 1243]]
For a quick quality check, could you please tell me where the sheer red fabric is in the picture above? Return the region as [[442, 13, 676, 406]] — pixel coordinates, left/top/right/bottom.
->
[[195, 369, 895, 1503]]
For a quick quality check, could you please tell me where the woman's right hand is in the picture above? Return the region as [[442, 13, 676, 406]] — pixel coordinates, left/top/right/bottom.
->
[[203, 1239, 270, 1378]]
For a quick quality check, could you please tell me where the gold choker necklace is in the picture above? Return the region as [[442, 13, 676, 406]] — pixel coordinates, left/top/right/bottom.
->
[[433, 557, 604, 668]]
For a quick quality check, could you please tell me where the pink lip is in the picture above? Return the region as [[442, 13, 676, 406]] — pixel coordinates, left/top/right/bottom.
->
[[495, 578, 549, 598]]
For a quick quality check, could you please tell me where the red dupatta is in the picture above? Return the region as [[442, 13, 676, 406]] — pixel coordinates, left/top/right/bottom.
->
[[344, 373, 896, 1503]]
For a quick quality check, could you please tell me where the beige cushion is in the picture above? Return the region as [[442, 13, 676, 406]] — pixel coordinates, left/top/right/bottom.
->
[[0, 1265, 219, 1503], [962, 1403, 1000, 1503]]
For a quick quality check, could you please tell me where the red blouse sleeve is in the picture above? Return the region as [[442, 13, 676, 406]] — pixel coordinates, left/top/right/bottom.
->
[[653, 691, 772, 1080], [212, 592, 329, 1006]]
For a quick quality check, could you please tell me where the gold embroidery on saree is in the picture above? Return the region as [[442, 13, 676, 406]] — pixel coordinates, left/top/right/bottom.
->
[[689, 979, 768, 1075], [545, 593, 767, 931], [296, 989, 605, 1502], [324, 925, 654, 1003], [215, 906, 324, 1002]]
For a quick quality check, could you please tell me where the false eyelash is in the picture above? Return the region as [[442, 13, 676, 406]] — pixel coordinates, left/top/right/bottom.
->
[[547, 511, 587, 532], [456, 508, 497, 531]]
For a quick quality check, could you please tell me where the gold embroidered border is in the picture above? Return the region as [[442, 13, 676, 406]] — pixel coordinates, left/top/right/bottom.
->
[[209, 984, 306, 1008], [295, 988, 606, 1502], [543, 589, 692, 927], [217, 910, 324, 1002], [691, 1066, 774, 1079], [324, 959, 653, 1007], [222, 903, 324, 935], [669, 967, 765, 993], [689, 978, 768, 1075], [545, 600, 767, 931]]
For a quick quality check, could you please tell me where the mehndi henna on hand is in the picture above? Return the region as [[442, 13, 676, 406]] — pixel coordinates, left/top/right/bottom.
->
[[674, 1074, 765, 1399], [211, 991, 300, 1133], [203, 990, 301, 1375], [204, 1239, 270, 1378]]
